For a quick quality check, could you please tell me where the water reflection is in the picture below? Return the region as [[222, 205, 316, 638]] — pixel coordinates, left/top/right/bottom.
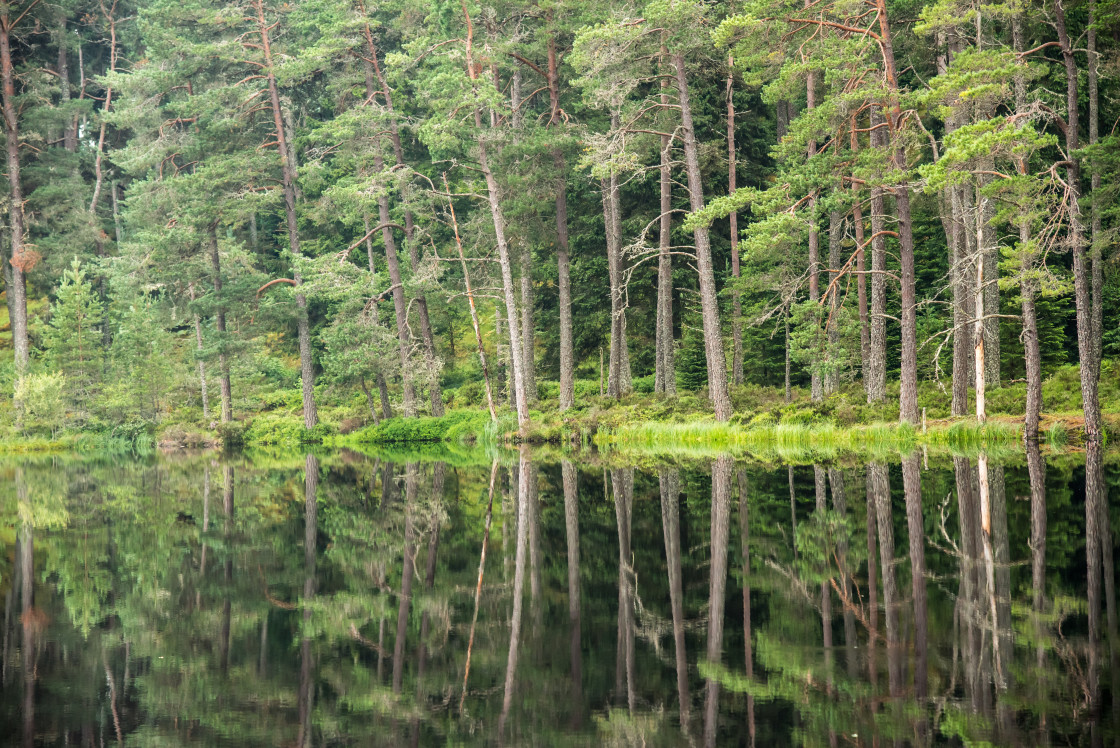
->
[[0, 448, 1117, 745]]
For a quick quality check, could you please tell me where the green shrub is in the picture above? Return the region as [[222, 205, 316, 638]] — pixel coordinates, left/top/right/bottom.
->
[[15, 372, 67, 437]]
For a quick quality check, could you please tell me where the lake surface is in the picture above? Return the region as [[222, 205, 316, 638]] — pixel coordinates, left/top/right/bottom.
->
[[1, 444, 1117, 746]]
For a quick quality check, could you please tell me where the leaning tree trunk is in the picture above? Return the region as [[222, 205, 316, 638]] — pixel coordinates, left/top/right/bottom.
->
[[373, 153, 418, 417], [1, 14, 29, 380], [359, 16, 443, 416], [1052, 0, 1101, 440], [673, 51, 732, 421], [256, 0, 316, 428]]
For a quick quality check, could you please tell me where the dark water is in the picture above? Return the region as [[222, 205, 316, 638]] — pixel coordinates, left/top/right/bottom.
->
[[1, 444, 1117, 746]]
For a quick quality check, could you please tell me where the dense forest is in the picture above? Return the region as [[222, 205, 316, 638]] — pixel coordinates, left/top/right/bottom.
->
[[0, 0, 1116, 446]]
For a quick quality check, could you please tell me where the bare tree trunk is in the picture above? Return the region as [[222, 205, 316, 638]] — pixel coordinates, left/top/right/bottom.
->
[[728, 55, 744, 386], [1052, 0, 1101, 440], [978, 165, 1000, 387], [673, 52, 731, 421], [867, 111, 888, 403], [603, 172, 626, 398], [657, 41, 677, 395], [208, 228, 233, 423], [704, 456, 733, 747], [806, 55, 822, 403], [58, 20, 77, 153], [1, 13, 30, 380], [850, 118, 870, 396], [951, 181, 974, 416], [444, 174, 496, 420], [256, 0, 316, 428], [825, 210, 843, 395]]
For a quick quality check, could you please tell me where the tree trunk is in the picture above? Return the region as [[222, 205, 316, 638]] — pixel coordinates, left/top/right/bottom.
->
[[208, 228, 233, 423], [869, 462, 902, 696], [189, 285, 210, 421], [520, 245, 536, 404], [1, 15, 29, 380], [978, 165, 1000, 387], [256, 0, 316, 428], [850, 119, 870, 396], [547, 35, 575, 410], [603, 173, 625, 398], [825, 210, 842, 395], [374, 153, 418, 417], [673, 52, 731, 421], [656, 40, 676, 395], [728, 55, 744, 386], [866, 110, 888, 403], [58, 20, 77, 153], [498, 448, 532, 734], [1088, 0, 1103, 375], [1052, 0, 1101, 440], [874, 0, 920, 423], [806, 57, 822, 403]]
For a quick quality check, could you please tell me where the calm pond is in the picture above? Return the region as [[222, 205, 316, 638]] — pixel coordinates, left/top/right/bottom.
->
[[1, 445, 1117, 746]]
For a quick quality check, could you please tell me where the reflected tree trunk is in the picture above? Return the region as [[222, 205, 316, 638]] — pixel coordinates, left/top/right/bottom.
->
[[1086, 439, 1104, 709], [704, 456, 733, 748], [738, 469, 756, 746], [19, 470, 33, 748], [460, 462, 499, 714], [660, 467, 690, 733], [612, 468, 636, 712], [393, 463, 418, 694], [298, 456, 318, 748], [220, 466, 234, 674], [562, 461, 583, 727], [499, 448, 533, 740], [902, 455, 927, 699], [410, 464, 445, 748], [869, 462, 902, 698]]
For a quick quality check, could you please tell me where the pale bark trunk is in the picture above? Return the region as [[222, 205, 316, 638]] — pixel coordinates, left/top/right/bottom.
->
[[978, 165, 1000, 387], [866, 111, 888, 403], [444, 174, 496, 420], [2, 15, 29, 379], [208, 228, 233, 423], [673, 52, 731, 421], [825, 210, 842, 395], [612, 468, 636, 712], [851, 119, 870, 396], [657, 42, 676, 394], [728, 56, 744, 386], [256, 0, 316, 428], [603, 173, 625, 397], [297, 458, 316, 748], [807, 58, 822, 403]]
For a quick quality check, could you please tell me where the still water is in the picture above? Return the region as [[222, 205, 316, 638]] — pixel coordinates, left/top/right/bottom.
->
[[0, 444, 1117, 746]]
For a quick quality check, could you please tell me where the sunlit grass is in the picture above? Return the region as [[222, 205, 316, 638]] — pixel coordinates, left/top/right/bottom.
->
[[598, 417, 1023, 462]]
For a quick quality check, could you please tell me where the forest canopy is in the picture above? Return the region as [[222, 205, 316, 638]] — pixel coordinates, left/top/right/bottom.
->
[[0, 0, 1116, 445]]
